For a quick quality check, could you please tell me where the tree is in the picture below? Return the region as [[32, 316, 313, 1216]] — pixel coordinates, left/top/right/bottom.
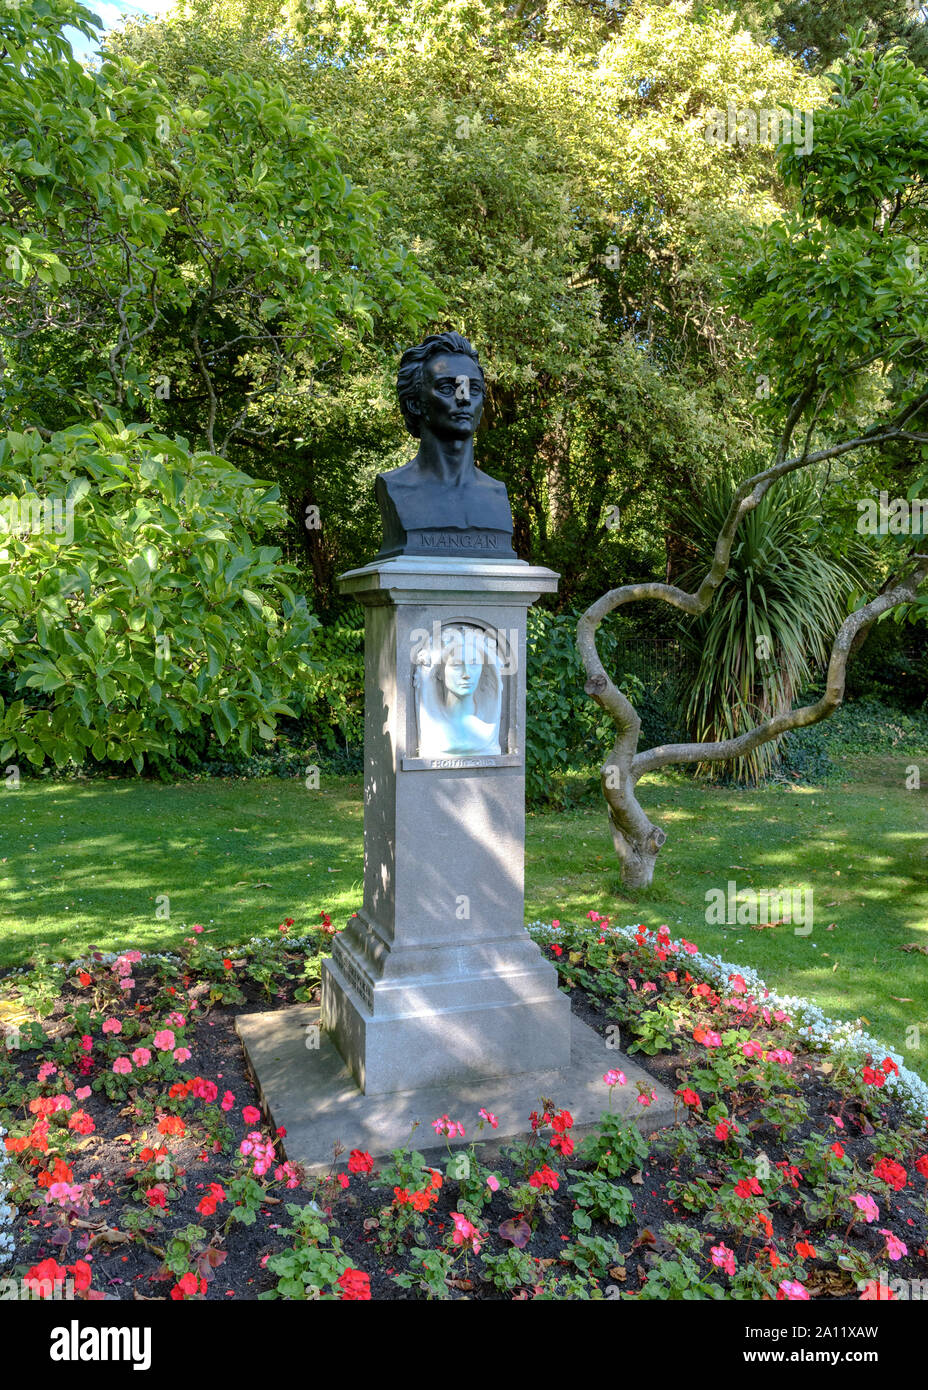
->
[[0, 0, 440, 447], [0, 420, 316, 772], [678, 471, 864, 783], [578, 36, 928, 887], [0, 0, 442, 768], [705, 0, 928, 72], [111, 0, 820, 609]]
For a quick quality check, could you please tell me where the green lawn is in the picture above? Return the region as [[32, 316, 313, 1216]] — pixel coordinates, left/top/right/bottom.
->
[[1, 757, 927, 1075]]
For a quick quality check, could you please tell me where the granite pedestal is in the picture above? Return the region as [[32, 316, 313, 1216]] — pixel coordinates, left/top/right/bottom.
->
[[320, 556, 572, 1095], [237, 554, 677, 1166]]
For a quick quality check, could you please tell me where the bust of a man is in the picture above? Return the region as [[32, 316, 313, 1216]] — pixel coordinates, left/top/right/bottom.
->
[[374, 331, 517, 561]]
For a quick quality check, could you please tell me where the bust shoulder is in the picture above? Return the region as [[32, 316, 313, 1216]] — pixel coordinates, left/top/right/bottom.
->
[[474, 469, 507, 492], [379, 461, 505, 492], [376, 461, 418, 490]]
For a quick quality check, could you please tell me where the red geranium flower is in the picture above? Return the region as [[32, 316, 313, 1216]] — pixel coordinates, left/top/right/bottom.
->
[[873, 1157, 907, 1192], [528, 1165, 560, 1191], [337, 1268, 371, 1300], [170, 1272, 200, 1300], [734, 1177, 763, 1199]]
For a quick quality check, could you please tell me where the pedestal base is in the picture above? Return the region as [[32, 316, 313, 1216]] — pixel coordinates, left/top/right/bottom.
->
[[235, 1005, 677, 1175], [321, 934, 572, 1094]]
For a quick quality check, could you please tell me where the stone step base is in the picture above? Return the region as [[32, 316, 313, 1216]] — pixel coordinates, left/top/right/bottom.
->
[[234, 1005, 677, 1176]]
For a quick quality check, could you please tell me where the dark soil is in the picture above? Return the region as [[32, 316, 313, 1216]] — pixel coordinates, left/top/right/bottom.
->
[[4, 949, 926, 1300]]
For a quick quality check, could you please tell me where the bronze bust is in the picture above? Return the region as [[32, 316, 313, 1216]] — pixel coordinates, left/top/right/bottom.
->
[[374, 332, 517, 560]]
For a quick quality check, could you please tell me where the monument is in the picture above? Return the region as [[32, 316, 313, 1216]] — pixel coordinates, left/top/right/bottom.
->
[[319, 332, 572, 1094], [236, 333, 673, 1167]]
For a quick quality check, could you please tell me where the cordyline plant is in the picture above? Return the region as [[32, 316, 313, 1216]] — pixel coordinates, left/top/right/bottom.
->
[[579, 36, 928, 888]]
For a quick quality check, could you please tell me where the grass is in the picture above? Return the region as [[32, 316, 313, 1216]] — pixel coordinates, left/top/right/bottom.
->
[[1, 752, 927, 1075], [526, 755, 928, 1077]]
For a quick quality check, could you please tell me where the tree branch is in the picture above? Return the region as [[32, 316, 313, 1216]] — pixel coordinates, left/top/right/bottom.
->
[[632, 561, 928, 778]]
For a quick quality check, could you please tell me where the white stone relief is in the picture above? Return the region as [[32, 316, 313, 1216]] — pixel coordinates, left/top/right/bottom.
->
[[414, 623, 503, 757]]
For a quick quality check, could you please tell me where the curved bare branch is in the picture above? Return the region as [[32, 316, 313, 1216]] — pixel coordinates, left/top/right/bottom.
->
[[633, 562, 928, 777]]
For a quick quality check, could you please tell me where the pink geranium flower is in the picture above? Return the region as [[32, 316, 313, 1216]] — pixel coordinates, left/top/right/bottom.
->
[[102, 1018, 122, 1035], [46, 1182, 83, 1207], [450, 1212, 482, 1253], [711, 1243, 736, 1276], [777, 1280, 810, 1301], [112, 1057, 132, 1075], [879, 1229, 908, 1262], [132, 1048, 151, 1067], [431, 1114, 465, 1139], [859, 1280, 896, 1300], [153, 1030, 175, 1051], [850, 1192, 880, 1224]]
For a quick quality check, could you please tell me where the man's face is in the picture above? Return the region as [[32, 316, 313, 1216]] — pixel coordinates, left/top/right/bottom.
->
[[416, 352, 484, 441]]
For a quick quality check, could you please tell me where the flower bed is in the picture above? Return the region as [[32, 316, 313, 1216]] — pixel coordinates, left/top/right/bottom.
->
[[0, 913, 925, 1301]]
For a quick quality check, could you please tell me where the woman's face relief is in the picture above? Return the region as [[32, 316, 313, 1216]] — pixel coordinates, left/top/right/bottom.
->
[[439, 630, 485, 700]]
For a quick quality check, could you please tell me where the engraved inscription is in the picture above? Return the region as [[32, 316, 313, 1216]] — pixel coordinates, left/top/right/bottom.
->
[[418, 530, 500, 551], [427, 757, 496, 768], [333, 942, 374, 1010]]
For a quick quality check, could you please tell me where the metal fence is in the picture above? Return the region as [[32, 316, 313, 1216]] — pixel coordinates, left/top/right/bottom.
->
[[614, 636, 695, 687]]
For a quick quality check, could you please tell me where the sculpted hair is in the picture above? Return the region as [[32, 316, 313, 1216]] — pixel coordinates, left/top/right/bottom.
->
[[435, 623, 498, 678], [396, 332, 484, 438]]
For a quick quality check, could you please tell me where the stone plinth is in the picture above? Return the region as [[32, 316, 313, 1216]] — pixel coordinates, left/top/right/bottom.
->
[[236, 1006, 676, 1176], [320, 557, 572, 1094]]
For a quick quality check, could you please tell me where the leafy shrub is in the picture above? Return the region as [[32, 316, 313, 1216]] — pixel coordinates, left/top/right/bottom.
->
[[144, 611, 364, 779], [818, 696, 928, 756], [296, 608, 364, 753], [844, 615, 928, 709], [525, 609, 687, 807], [0, 421, 315, 772]]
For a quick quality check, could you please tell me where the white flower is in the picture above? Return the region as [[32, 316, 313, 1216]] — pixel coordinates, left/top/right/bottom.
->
[[0, 1123, 15, 1266]]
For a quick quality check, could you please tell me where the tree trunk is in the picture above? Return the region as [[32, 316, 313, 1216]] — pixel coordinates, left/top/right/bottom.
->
[[577, 442, 928, 892], [604, 780, 667, 888]]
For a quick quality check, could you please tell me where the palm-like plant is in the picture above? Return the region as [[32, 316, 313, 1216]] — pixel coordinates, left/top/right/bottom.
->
[[677, 471, 862, 783]]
